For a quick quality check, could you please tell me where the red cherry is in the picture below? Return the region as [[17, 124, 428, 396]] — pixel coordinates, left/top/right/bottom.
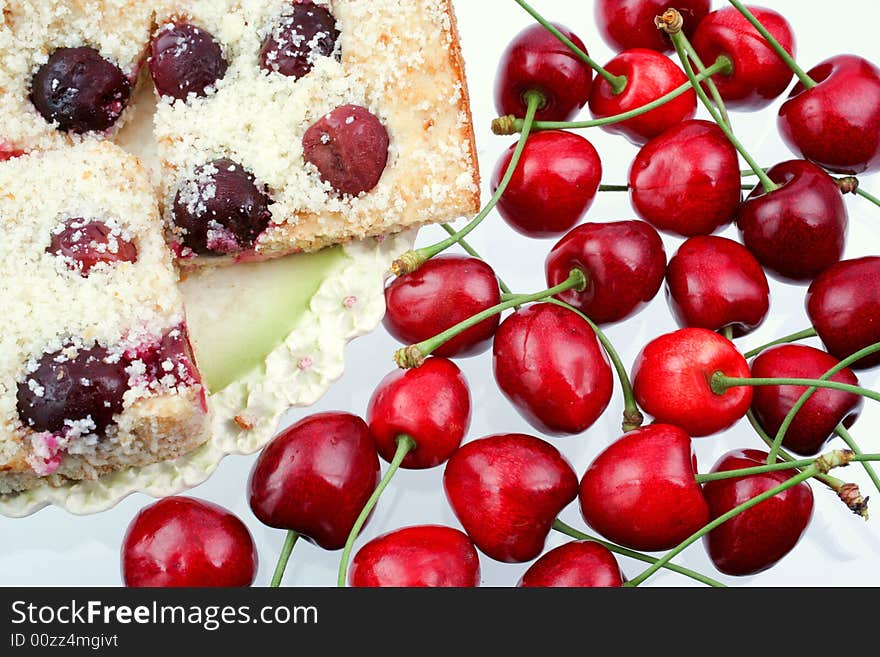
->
[[807, 257, 880, 370], [492, 131, 602, 239], [367, 358, 471, 470], [259, 2, 340, 79], [494, 23, 593, 122], [149, 22, 228, 100], [691, 6, 795, 110], [517, 541, 624, 588], [122, 497, 258, 587], [545, 220, 666, 324], [492, 303, 613, 436], [247, 412, 380, 551], [629, 120, 742, 237], [588, 49, 696, 146], [579, 424, 710, 551], [737, 160, 847, 282], [703, 449, 814, 576], [349, 525, 480, 587], [779, 55, 880, 175], [383, 256, 501, 358], [666, 236, 770, 336], [47, 218, 138, 276], [750, 345, 862, 456], [595, 0, 710, 53], [443, 434, 578, 563], [632, 328, 753, 437]]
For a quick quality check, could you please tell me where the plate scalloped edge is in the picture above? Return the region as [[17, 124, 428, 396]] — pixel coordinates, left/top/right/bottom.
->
[[0, 230, 416, 518]]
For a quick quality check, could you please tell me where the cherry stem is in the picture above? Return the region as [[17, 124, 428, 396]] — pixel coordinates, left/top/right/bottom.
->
[[626, 467, 816, 587], [712, 374, 880, 404], [721, 326, 735, 340], [394, 268, 587, 368], [694, 449, 878, 484], [552, 519, 726, 587], [835, 425, 880, 500], [544, 298, 643, 432], [270, 530, 300, 588], [743, 328, 818, 360], [855, 186, 880, 209], [514, 0, 628, 94], [726, 0, 817, 89], [439, 223, 513, 296], [337, 434, 417, 587], [671, 22, 731, 129]]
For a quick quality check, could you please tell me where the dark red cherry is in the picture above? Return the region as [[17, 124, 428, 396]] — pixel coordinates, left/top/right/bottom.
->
[[122, 497, 258, 587], [367, 358, 471, 470], [302, 104, 389, 196], [779, 55, 880, 175], [595, 0, 710, 53], [247, 412, 380, 551], [545, 220, 666, 324], [47, 218, 138, 276], [494, 23, 593, 122], [629, 120, 742, 237], [383, 256, 501, 358], [492, 130, 602, 238], [632, 328, 753, 437], [807, 257, 880, 369], [260, 2, 340, 78], [149, 22, 228, 100], [172, 158, 272, 256], [737, 160, 847, 282], [579, 424, 710, 551], [17, 344, 128, 436], [443, 434, 578, 563], [349, 525, 480, 588], [691, 6, 795, 110], [666, 236, 770, 336], [492, 303, 613, 436], [518, 541, 624, 588], [588, 49, 696, 146], [703, 449, 814, 576], [30, 47, 130, 134], [750, 345, 862, 456]]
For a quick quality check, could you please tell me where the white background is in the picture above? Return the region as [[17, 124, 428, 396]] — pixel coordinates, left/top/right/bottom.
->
[[2, 0, 879, 587]]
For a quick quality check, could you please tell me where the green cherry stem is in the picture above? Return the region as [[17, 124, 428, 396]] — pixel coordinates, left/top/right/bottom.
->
[[439, 224, 513, 296], [552, 520, 726, 587], [337, 435, 417, 587], [394, 269, 587, 368], [712, 374, 880, 404], [835, 425, 880, 498], [743, 328, 818, 360], [270, 530, 300, 587], [392, 90, 541, 276], [513, 0, 628, 94], [855, 186, 880, 209], [694, 449, 880, 484]]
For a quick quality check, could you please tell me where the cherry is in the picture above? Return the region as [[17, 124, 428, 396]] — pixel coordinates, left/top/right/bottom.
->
[[588, 49, 696, 146], [247, 412, 380, 551], [629, 120, 742, 237], [122, 497, 258, 587], [595, 0, 710, 53], [17, 343, 128, 436], [30, 47, 131, 134], [443, 434, 578, 563], [367, 358, 471, 470], [778, 55, 880, 175], [302, 104, 389, 196], [703, 449, 814, 576], [691, 6, 795, 110], [495, 22, 593, 122], [737, 160, 847, 282], [545, 221, 666, 325], [149, 22, 228, 100], [383, 256, 501, 358], [666, 236, 770, 336], [579, 424, 710, 551], [492, 303, 612, 436], [750, 345, 862, 457], [47, 218, 138, 276], [518, 540, 624, 588], [172, 158, 272, 256], [349, 525, 480, 588], [260, 2, 340, 79], [806, 257, 880, 369], [632, 328, 752, 437], [492, 130, 602, 238]]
